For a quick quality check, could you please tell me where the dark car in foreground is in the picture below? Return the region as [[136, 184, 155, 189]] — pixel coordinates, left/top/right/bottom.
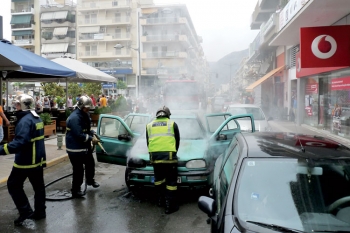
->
[[198, 131, 350, 233]]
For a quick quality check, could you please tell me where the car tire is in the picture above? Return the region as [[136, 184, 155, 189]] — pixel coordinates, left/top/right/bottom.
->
[[125, 167, 131, 188]]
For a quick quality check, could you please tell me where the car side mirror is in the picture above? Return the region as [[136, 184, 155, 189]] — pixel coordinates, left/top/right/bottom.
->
[[216, 134, 227, 141], [198, 196, 216, 217], [268, 117, 273, 121]]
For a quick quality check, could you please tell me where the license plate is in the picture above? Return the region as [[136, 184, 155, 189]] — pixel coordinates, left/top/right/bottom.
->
[[151, 177, 181, 183]]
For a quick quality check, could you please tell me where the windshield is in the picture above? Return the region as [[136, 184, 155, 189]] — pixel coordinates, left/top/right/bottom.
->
[[227, 107, 266, 120], [173, 118, 204, 140], [236, 158, 350, 232]]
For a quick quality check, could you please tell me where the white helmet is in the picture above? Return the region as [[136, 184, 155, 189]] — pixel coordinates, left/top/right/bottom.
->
[[77, 95, 93, 110], [15, 94, 34, 111]]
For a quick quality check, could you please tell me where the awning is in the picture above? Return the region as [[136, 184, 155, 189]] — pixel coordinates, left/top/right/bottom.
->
[[53, 27, 68, 36], [246, 65, 285, 91], [53, 11, 68, 20], [10, 15, 32, 25], [12, 30, 33, 36], [52, 58, 116, 82], [41, 12, 54, 21], [41, 43, 69, 53], [79, 26, 100, 33], [0, 39, 75, 80]]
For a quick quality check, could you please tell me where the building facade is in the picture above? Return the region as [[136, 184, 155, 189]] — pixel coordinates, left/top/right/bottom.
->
[[10, 0, 41, 54], [40, 0, 76, 60]]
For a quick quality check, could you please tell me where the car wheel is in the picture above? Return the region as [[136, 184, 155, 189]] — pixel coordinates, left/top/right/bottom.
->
[[125, 167, 131, 188]]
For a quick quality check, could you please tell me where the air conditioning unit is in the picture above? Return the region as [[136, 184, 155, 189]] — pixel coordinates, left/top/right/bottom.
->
[[100, 28, 106, 33], [112, 1, 118, 6]]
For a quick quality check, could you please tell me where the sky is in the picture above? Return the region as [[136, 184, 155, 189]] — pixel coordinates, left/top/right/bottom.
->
[[0, 0, 259, 62]]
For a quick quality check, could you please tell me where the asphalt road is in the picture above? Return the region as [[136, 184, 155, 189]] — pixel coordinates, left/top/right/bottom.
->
[[0, 159, 210, 233]]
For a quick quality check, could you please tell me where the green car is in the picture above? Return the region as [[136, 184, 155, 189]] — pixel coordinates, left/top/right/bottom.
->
[[95, 112, 255, 190]]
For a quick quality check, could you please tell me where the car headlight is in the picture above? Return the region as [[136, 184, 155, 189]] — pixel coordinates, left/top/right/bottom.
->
[[186, 159, 206, 169]]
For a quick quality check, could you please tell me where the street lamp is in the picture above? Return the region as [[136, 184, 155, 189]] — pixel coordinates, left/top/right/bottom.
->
[[114, 7, 173, 98]]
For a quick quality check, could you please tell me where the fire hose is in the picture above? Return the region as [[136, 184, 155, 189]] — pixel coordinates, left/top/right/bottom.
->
[[45, 134, 107, 201]]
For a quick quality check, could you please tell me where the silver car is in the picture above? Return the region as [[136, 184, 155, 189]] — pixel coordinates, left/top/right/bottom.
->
[[226, 104, 272, 131]]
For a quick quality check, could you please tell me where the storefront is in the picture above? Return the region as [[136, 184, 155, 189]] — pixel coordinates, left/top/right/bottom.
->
[[300, 68, 350, 138]]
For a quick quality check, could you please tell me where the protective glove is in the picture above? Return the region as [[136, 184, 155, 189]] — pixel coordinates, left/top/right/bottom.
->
[[91, 136, 100, 145], [90, 130, 96, 136]]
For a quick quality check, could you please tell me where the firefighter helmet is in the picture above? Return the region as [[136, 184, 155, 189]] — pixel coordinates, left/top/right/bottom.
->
[[77, 95, 93, 110], [15, 94, 35, 111], [156, 106, 171, 118]]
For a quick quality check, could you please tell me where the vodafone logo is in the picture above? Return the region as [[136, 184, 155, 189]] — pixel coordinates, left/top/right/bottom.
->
[[311, 35, 337, 59]]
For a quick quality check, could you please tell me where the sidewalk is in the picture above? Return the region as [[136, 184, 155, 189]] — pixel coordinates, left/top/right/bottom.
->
[[0, 135, 69, 188]]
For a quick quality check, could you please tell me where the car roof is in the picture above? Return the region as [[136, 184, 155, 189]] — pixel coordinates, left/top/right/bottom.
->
[[242, 132, 350, 160]]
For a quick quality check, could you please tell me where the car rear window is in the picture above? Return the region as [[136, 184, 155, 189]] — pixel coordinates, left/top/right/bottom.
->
[[228, 107, 266, 120]]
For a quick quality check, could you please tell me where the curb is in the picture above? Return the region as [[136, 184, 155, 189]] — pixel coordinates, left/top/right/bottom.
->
[[0, 154, 68, 187]]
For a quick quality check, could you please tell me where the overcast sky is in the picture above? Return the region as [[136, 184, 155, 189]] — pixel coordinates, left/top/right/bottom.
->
[[0, 0, 259, 62]]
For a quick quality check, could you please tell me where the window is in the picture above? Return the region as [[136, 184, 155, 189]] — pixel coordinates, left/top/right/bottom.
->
[[115, 13, 121, 22], [99, 117, 126, 137], [217, 145, 239, 213], [112, 1, 118, 6], [115, 28, 121, 38]]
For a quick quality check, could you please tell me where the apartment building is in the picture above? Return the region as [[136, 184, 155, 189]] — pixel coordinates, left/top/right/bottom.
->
[[40, 0, 76, 59], [10, 0, 41, 54], [76, 0, 137, 96], [140, 4, 206, 96]]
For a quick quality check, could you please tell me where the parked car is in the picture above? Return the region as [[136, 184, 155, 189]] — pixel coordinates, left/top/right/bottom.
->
[[211, 96, 226, 113], [95, 112, 256, 190], [226, 104, 272, 131], [198, 130, 350, 233]]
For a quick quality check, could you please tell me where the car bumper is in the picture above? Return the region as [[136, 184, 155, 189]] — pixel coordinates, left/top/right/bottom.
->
[[128, 169, 212, 188]]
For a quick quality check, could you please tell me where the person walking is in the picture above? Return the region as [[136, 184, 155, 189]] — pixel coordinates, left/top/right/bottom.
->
[[90, 94, 96, 107], [67, 95, 73, 108], [0, 94, 46, 226], [146, 106, 180, 214], [65, 95, 100, 198]]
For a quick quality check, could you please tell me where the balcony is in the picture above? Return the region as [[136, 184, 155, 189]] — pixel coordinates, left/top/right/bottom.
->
[[78, 49, 131, 59], [78, 33, 131, 42], [41, 37, 76, 44], [140, 17, 191, 26], [141, 34, 189, 44], [13, 39, 35, 46], [259, 12, 279, 46], [41, 21, 76, 28], [11, 7, 34, 15], [250, 0, 279, 30], [79, 0, 131, 11], [41, 5, 76, 12], [11, 24, 35, 31], [141, 51, 188, 59], [44, 53, 76, 60], [78, 17, 131, 26]]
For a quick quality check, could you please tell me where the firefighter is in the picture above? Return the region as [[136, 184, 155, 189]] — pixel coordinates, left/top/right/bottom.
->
[[66, 95, 100, 198], [146, 106, 180, 214], [0, 94, 46, 226]]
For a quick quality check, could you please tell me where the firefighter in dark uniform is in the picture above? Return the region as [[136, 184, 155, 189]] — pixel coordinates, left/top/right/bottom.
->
[[66, 95, 100, 198], [0, 94, 47, 226], [146, 106, 180, 214]]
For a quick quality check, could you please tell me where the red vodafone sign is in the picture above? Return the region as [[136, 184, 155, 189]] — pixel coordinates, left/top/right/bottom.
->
[[300, 25, 350, 68]]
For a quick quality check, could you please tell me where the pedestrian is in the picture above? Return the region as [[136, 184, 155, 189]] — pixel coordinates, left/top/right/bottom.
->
[[90, 94, 96, 107], [146, 106, 180, 214], [65, 95, 100, 198], [43, 96, 50, 109], [67, 95, 73, 108], [0, 101, 10, 143], [99, 94, 107, 107], [35, 96, 43, 112], [49, 96, 54, 108], [0, 94, 47, 225]]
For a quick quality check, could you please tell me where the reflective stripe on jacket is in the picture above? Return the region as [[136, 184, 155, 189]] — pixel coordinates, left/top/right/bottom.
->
[[0, 111, 46, 169], [147, 118, 176, 153]]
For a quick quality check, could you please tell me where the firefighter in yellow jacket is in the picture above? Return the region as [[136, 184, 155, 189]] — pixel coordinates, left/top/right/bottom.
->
[[146, 106, 180, 214]]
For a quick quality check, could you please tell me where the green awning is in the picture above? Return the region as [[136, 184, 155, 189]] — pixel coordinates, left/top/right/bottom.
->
[[10, 15, 32, 25], [11, 0, 28, 2], [12, 30, 33, 36]]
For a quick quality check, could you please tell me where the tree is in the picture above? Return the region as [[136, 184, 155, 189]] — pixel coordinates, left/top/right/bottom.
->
[[117, 80, 127, 89], [68, 83, 83, 99], [41, 83, 65, 97], [82, 83, 102, 97]]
